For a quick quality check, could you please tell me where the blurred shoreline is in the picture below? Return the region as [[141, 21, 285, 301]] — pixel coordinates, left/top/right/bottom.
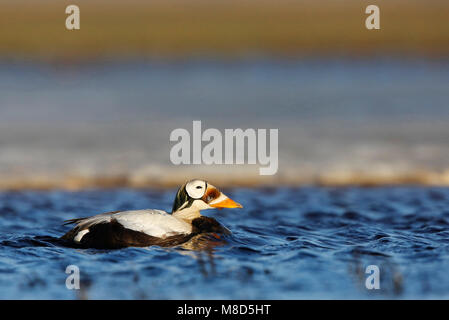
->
[[1, 0, 449, 190], [1, 0, 448, 61], [3, 167, 449, 191], [1, 57, 448, 190]]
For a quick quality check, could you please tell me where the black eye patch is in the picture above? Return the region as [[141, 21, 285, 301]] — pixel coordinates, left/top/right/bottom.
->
[[196, 186, 203, 189]]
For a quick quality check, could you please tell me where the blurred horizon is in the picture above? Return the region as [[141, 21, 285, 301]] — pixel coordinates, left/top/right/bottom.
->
[[0, 0, 448, 61], [0, 0, 449, 189], [1, 58, 449, 189]]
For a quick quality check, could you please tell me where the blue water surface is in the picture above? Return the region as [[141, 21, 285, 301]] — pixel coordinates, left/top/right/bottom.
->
[[0, 186, 448, 299]]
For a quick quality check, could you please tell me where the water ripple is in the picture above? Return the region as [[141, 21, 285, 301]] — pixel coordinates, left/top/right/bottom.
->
[[0, 186, 449, 298]]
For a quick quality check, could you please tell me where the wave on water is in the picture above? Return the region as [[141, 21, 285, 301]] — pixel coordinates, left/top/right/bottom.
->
[[1, 186, 449, 299]]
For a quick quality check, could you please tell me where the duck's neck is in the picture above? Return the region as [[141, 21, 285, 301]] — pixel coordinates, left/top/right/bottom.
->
[[172, 207, 202, 222]]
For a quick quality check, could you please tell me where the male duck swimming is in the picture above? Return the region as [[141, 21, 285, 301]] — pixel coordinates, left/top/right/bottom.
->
[[61, 179, 242, 249]]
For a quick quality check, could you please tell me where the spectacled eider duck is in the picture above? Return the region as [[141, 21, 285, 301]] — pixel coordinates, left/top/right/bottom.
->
[[61, 179, 242, 249]]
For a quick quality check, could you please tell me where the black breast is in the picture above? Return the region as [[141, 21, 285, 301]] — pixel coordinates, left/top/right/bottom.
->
[[191, 216, 230, 235]]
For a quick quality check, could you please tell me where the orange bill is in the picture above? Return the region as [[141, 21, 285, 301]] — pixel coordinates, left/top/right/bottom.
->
[[210, 197, 243, 209]]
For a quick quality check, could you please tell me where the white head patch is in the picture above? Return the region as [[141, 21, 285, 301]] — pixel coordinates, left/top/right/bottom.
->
[[185, 180, 207, 199]]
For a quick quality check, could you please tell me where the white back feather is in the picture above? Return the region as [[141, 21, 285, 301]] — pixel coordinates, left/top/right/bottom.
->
[[72, 209, 192, 238]]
